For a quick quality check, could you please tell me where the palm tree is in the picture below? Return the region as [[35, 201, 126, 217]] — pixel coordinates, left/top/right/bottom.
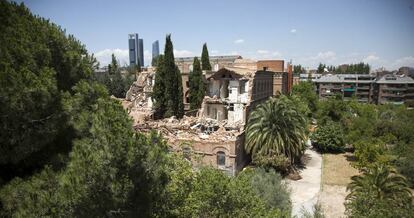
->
[[347, 164, 412, 202], [245, 95, 308, 165]]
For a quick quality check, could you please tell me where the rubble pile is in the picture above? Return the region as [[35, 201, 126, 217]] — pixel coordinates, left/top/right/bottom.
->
[[122, 71, 155, 124], [125, 71, 154, 109], [134, 115, 242, 143]]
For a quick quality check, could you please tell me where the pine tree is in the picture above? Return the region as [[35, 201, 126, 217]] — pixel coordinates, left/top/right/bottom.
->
[[189, 57, 205, 110], [201, 43, 211, 71], [155, 35, 184, 118]]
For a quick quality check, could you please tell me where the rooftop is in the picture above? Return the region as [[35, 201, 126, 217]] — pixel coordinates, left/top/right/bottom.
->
[[376, 74, 414, 84], [315, 74, 376, 83], [175, 55, 242, 62]]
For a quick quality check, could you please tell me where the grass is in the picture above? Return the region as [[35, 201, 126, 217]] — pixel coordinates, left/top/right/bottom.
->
[[322, 152, 359, 186]]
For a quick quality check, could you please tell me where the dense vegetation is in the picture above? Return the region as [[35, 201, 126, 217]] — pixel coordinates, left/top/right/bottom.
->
[[311, 121, 345, 153], [0, 0, 97, 183], [345, 164, 413, 217], [94, 53, 135, 98]]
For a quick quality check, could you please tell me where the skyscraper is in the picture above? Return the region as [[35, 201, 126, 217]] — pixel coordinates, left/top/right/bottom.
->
[[152, 40, 160, 59], [128, 33, 144, 67], [138, 38, 144, 67]]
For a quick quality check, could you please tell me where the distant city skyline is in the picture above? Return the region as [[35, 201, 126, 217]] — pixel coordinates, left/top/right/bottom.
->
[[16, 0, 414, 70]]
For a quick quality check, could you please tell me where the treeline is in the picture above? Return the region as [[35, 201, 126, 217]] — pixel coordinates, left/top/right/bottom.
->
[[0, 1, 291, 217], [293, 62, 371, 75], [317, 62, 370, 74]]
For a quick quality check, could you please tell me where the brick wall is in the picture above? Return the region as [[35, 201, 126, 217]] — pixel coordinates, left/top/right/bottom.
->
[[257, 60, 284, 72]]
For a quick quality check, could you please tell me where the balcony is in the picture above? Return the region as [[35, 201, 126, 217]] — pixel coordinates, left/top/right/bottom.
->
[[356, 91, 369, 95], [357, 86, 370, 90], [381, 86, 406, 91], [381, 92, 405, 97]]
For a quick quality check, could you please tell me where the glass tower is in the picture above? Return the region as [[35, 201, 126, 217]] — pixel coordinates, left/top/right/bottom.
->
[[128, 33, 144, 67], [152, 40, 160, 59]]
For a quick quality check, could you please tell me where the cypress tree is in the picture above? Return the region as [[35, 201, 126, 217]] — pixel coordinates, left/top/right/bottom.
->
[[189, 57, 205, 110], [201, 43, 211, 70], [108, 53, 118, 75], [152, 55, 166, 118], [158, 34, 184, 118]]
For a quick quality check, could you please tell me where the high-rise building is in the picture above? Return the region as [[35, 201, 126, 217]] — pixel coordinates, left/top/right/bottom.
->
[[152, 40, 160, 59], [128, 33, 144, 67], [138, 38, 144, 67]]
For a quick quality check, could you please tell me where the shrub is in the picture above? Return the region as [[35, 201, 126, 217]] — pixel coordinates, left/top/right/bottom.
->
[[311, 121, 345, 153]]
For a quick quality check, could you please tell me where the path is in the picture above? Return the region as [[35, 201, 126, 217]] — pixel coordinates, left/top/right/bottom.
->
[[286, 148, 322, 217]]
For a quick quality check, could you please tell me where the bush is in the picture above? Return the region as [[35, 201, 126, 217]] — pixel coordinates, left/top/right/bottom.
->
[[311, 121, 345, 153], [352, 140, 393, 170], [252, 151, 292, 174], [247, 168, 291, 213]]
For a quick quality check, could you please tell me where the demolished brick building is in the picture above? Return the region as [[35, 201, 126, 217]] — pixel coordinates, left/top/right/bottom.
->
[[124, 58, 291, 175]]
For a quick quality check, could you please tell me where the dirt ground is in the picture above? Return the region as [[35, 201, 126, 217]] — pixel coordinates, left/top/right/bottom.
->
[[319, 153, 359, 218], [287, 149, 322, 217]]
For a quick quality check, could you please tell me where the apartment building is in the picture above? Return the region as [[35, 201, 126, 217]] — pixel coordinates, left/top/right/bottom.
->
[[315, 74, 376, 103], [314, 73, 414, 105], [299, 73, 322, 82], [375, 74, 414, 105]]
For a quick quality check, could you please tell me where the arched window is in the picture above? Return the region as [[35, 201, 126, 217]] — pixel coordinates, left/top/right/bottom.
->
[[217, 151, 226, 166]]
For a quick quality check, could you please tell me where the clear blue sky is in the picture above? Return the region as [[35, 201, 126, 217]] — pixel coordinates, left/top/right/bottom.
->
[[17, 0, 414, 70]]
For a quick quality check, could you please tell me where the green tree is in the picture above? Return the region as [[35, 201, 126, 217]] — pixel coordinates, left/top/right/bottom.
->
[[293, 65, 305, 75], [161, 35, 184, 118], [201, 43, 211, 70], [247, 168, 291, 213], [311, 121, 345, 153], [316, 95, 349, 124], [245, 96, 308, 169], [0, 0, 96, 182], [108, 53, 118, 75], [152, 55, 167, 118], [95, 53, 133, 98], [151, 55, 159, 67], [352, 140, 393, 170], [181, 167, 285, 217], [317, 63, 326, 73], [345, 164, 413, 217], [291, 81, 318, 113], [0, 81, 171, 217], [189, 57, 205, 109]]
